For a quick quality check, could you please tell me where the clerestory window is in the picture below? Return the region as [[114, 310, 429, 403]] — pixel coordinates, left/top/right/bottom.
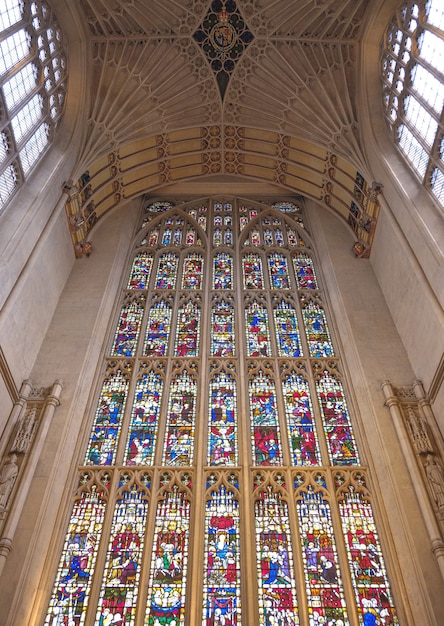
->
[[0, 0, 66, 212], [382, 0, 444, 209]]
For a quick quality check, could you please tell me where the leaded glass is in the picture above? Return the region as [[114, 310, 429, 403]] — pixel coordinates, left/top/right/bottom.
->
[[145, 481, 191, 625], [162, 371, 197, 466], [245, 300, 271, 357], [338, 482, 399, 625], [296, 486, 348, 624], [316, 371, 359, 466], [242, 253, 264, 289], [208, 371, 237, 466], [124, 371, 163, 465], [174, 301, 200, 357], [181, 253, 204, 289], [282, 372, 321, 465], [213, 252, 233, 289], [211, 299, 235, 357], [203, 481, 241, 624], [274, 300, 302, 357], [268, 252, 291, 289], [85, 367, 130, 466], [255, 488, 299, 625], [44, 487, 106, 626], [127, 253, 153, 289], [143, 299, 172, 357], [110, 297, 144, 357], [96, 483, 149, 625], [293, 253, 318, 290], [249, 370, 283, 466], [301, 299, 335, 358], [155, 253, 178, 289]]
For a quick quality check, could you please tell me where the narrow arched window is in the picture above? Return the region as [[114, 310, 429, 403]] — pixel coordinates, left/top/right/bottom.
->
[[382, 0, 444, 209], [0, 1, 66, 211]]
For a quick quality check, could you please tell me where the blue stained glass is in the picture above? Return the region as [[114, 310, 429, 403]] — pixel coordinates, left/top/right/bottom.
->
[[302, 301, 335, 358], [143, 300, 172, 357], [111, 299, 144, 357], [127, 253, 153, 289], [85, 369, 130, 466], [243, 253, 263, 289], [268, 253, 291, 290], [282, 373, 321, 465], [213, 252, 233, 289], [250, 371, 283, 466], [211, 300, 235, 357], [162, 372, 197, 466], [245, 301, 271, 357], [155, 253, 178, 289], [208, 372, 237, 466], [255, 491, 299, 624], [203, 485, 241, 624], [274, 301, 302, 357], [182, 253, 204, 289], [124, 372, 163, 465], [293, 253, 318, 290]]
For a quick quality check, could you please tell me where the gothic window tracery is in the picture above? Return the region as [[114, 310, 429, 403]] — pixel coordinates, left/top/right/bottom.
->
[[44, 198, 399, 625]]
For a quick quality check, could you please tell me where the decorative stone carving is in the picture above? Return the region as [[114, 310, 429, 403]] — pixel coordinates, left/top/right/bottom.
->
[[0, 454, 18, 517], [11, 407, 38, 455], [425, 455, 444, 518]]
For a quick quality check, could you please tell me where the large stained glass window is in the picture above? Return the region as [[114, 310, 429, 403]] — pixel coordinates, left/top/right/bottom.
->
[[44, 198, 400, 624]]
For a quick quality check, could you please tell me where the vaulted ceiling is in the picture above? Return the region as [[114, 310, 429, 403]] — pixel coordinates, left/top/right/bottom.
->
[[65, 0, 390, 256]]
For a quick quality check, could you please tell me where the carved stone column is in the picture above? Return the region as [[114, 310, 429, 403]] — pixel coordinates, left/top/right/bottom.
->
[[382, 380, 444, 581], [0, 379, 63, 575]]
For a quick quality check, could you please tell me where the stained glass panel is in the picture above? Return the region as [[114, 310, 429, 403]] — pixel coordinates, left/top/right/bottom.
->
[[143, 300, 172, 357], [297, 487, 348, 623], [301, 300, 335, 358], [208, 371, 237, 466], [255, 490, 299, 625], [124, 372, 163, 465], [293, 253, 319, 290], [96, 484, 149, 625], [182, 253, 204, 289], [110, 298, 144, 357], [203, 482, 241, 624], [249, 371, 283, 466], [213, 252, 233, 290], [245, 301, 271, 357], [155, 253, 178, 289], [268, 253, 291, 289], [85, 368, 130, 466], [162, 372, 197, 466], [282, 372, 321, 465], [339, 487, 399, 624], [174, 302, 200, 357], [127, 253, 153, 289], [145, 484, 190, 625], [274, 301, 302, 357], [316, 371, 359, 466], [243, 253, 264, 289], [44, 489, 106, 626], [211, 299, 235, 357]]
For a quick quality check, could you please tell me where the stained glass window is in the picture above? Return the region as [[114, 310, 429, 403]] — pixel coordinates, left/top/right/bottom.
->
[[162, 370, 197, 466], [208, 370, 237, 466], [44, 482, 107, 626], [127, 253, 153, 289], [203, 477, 241, 624], [254, 481, 299, 625], [145, 476, 191, 625], [45, 197, 400, 625], [124, 370, 163, 465], [211, 298, 235, 357], [249, 370, 283, 466], [96, 480, 149, 625], [282, 371, 321, 465], [174, 301, 200, 357], [296, 483, 348, 624]]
